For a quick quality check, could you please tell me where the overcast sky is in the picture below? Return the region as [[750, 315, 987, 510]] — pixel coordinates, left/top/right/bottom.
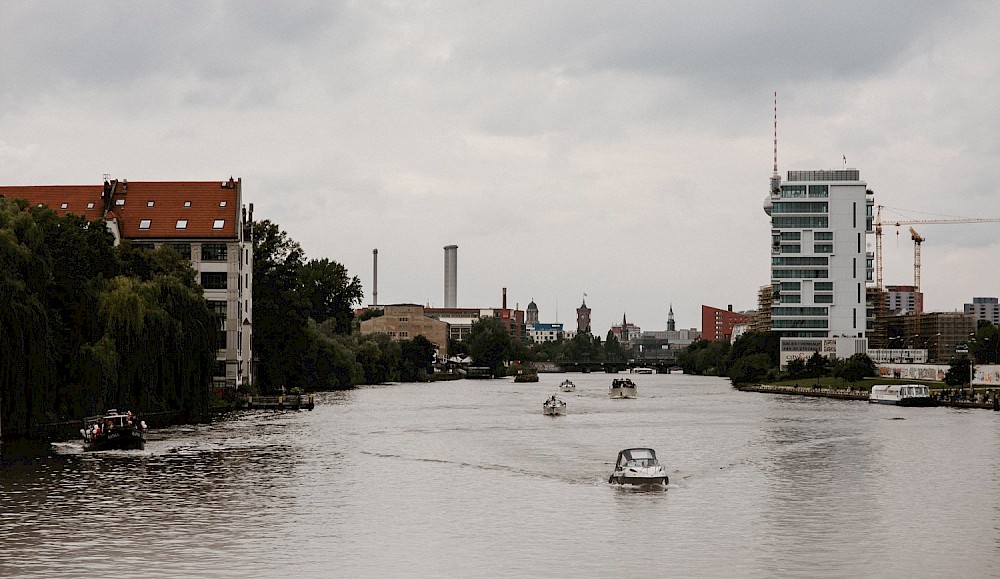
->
[[3, 1, 999, 334]]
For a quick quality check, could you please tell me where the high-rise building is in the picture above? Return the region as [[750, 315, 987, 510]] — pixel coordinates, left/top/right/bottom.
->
[[701, 305, 751, 342], [965, 297, 1000, 326], [764, 169, 874, 366]]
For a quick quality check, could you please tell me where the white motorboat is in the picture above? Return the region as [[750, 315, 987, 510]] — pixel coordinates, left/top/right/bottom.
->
[[869, 384, 936, 406], [609, 448, 668, 486], [543, 396, 567, 416], [609, 378, 637, 399], [631, 367, 654, 374], [559, 379, 576, 392]]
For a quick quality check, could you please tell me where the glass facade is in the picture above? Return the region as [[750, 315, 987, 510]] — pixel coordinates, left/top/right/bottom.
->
[[771, 202, 829, 213], [773, 216, 829, 228], [202, 243, 228, 261]]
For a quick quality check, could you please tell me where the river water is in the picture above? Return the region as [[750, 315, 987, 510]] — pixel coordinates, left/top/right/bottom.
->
[[2, 373, 999, 578]]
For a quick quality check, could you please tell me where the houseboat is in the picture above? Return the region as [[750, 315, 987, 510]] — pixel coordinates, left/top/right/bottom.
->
[[869, 384, 936, 406]]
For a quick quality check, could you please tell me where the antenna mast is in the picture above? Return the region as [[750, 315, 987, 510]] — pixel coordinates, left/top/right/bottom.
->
[[770, 92, 781, 193]]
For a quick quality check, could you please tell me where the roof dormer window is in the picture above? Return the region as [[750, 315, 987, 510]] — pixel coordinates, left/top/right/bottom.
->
[[147, 201, 155, 207], [139, 219, 151, 229], [115, 199, 125, 206], [219, 200, 227, 207], [87, 202, 95, 209], [60, 203, 68, 209], [184, 201, 192, 207], [176, 219, 188, 229], [213, 219, 225, 229]]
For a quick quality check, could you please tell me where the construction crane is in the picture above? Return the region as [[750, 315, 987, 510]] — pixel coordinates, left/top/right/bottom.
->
[[908, 226, 924, 291], [874, 205, 1000, 289]]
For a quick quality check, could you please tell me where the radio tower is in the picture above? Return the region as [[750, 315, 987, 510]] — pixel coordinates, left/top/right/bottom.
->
[[770, 91, 781, 194]]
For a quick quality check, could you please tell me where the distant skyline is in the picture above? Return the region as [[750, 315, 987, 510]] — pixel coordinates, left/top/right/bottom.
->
[[3, 2, 999, 334]]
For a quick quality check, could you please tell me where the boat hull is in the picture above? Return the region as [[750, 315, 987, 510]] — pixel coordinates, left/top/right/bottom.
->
[[610, 388, 636, 399], [870, 397, 937, 407], [84, 428, 145, 451], [609, 474, 668, 486]]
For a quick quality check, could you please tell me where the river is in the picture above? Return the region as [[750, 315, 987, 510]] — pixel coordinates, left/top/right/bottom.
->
[[2, 373, 999, 578]]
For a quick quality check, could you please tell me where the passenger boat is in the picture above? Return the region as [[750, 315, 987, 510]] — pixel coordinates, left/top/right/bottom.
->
[[559, 379, 576, 392], [631, 367, 654, 374], [608, 448, 668, 486], [81, 410, 146, 451], [543, 396, 567, 416], [609, 378, 637, 399], [869, 384, 936, 406]]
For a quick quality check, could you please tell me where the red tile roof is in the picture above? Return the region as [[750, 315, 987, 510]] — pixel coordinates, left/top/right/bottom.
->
[[0, 180, 241, 239]]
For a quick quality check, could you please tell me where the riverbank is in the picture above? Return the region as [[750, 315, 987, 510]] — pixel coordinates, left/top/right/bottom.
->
[[736, 382, 1000, 410]]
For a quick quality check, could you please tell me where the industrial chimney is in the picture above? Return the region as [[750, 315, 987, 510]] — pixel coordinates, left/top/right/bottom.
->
[[444, 245, 458, 308], [372, 249, 378, 306]]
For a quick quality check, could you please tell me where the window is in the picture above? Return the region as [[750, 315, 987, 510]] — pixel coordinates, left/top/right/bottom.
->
[[219, 200, 227, 207], [115, 199, 125, 206], [139, 219, 151, 229], [815, 244, 833, 253], [815, 282, 834, 291], [184, 201, 192, 207], [87, 202, 95, 209], [60, 202, 68, 209], [772, 269, 829, 279], [773, 216, 829, 228], [781, 294, 801, 303], [213, 219, 225, 229], [201, 272, 227, 289], [165, 243, 191, 260], [147, 200, 155, 207], [808, 185, 829, 198], [781, 244, 801, 253], [814, 231, 833, 240], [202, 243, 228, 261], [771, 202, 829, 214], [773, 307, 828, 316], [779, 282, 801, 291], [772, 257, 828, 266], [176, 219, 188, 229], [780, 185, 806, 198]]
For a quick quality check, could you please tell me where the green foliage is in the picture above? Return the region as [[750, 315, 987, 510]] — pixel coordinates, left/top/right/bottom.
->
[[298, 258, 363, 333], [945, 357, 972, 386], [466, 317, 513, 375], [805, 352, 829, 378], [677, 339, 730, 375], [0, 199, 217, 438], [831, 353, 877, 384], [728, 353, 771, 384]]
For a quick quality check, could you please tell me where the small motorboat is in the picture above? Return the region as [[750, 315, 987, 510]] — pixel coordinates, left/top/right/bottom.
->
[[609, 378, 637, 399], [609, 448, 668, 486], [631, 367, 654, 374], [81, 409, 146, 451], [543, 396, 567, 416], [559, 379, 576, 392]]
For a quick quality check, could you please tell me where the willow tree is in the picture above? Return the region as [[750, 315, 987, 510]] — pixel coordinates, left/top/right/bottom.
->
[[0, 199, 56, 438]]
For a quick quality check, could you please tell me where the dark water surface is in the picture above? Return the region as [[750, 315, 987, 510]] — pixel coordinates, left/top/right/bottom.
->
[[2, 374, 999, 577]]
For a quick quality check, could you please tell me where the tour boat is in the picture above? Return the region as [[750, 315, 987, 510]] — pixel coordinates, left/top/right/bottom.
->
[[608, 448, 668, 486], [869, 384, 936, 407], [559, 379, 576, 392], [543, 396, 567, 416], [609, 378, 637, 399], [631, 367, 654, 374], [81, 410, 146, 451]]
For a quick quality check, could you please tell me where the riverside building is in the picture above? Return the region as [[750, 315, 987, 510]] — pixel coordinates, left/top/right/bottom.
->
[[763, 169, 874, 367]]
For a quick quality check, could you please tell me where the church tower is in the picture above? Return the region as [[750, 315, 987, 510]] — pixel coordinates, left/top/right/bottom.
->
[[576, 296, 592, 335], [526, 299, 539, 325], [667, 304, 676, 332]]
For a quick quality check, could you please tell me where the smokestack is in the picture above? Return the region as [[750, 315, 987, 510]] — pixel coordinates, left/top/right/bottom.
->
[[444, 245, 458, 308], [372, 249, 378, 306], [502, 287, 507, 310]]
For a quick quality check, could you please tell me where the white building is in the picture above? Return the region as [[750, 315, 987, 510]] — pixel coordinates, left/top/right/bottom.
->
[[527, 322, 564, 343], [965, 297, 1000, 326], [764, 169, 874, 367]]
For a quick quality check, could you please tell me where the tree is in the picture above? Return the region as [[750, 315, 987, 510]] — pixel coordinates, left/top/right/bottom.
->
[[805, 352, 829, 378], [466, 317, 513, 376], [399, 335, 437, 381], [728, 354, 771, 384], [832, 353, 877, 384], [252, 220, 310, 390], [677, 339, 730, 376], [298, 257, 364, 333], [945, 357, 972, 386]]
